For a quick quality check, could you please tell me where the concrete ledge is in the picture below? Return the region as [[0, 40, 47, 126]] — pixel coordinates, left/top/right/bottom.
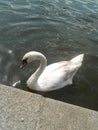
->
[[0, 84, 98, 130]]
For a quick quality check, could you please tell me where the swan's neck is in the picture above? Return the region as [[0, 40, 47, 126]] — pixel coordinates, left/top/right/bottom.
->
[[27, 53, 47, 89]]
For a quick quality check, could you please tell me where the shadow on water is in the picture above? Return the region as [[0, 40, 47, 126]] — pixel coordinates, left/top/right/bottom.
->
[[0, 0, 98, 111]]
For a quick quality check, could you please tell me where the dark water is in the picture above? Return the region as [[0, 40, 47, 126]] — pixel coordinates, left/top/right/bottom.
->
[[0, 0, 98, 111]]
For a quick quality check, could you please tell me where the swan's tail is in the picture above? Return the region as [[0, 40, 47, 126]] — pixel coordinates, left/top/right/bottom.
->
[[71, 54, 84, 63], [69, 54, 84, 70]]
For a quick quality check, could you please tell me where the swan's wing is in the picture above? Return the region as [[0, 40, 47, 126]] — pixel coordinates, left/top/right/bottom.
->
[[42, 61, 69, 73], [38, 61, 75, 91]]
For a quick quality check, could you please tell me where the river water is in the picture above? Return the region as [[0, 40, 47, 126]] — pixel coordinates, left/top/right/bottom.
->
[[0, 0, 98, 111]]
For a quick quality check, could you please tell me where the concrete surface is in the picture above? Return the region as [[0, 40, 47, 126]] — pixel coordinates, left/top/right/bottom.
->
[[0, 84, 98, 130]]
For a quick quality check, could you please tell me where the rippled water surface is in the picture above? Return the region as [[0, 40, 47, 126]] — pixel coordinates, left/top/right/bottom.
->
[[0, 0, 98, 111]]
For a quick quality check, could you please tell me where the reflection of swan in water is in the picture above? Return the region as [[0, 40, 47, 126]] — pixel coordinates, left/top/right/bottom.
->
[[13, 51, 84, 92]]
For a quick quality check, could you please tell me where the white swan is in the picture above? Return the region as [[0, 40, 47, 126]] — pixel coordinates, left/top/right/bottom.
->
[[14, 51, 84, 91]]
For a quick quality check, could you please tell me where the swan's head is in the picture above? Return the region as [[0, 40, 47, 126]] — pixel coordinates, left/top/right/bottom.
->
[[20, 51, 45, 68], [20, 51, 36, 68]]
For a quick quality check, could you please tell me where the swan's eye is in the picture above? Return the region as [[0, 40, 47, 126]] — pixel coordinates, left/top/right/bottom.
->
[[20, 58, 28, 68], [22, 59, 27, 64]]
